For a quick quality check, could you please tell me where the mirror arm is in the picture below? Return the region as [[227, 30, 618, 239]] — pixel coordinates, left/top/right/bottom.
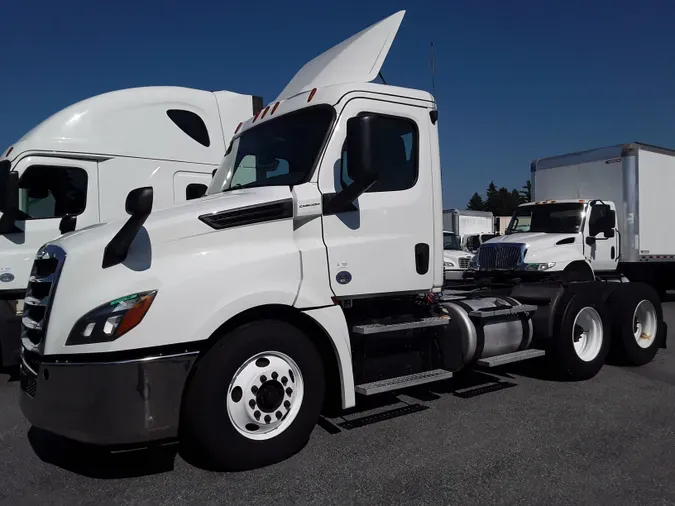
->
[[323, 179, 376, 215]]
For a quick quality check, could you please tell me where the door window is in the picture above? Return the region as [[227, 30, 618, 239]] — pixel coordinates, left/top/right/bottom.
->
[[340, 115, 418, 193], [18, 165, 87, 220]]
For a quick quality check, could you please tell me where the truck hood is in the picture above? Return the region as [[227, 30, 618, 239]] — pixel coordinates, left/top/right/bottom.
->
[[51, 186, 292, 256], [484, 232, 578, 254], [443, 250, 472, 263]]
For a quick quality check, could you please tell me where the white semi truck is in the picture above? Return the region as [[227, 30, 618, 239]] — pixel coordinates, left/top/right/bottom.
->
[[473, 142, 675, 295], [18, 12, 666, 472], [0, 86, 262, 367]]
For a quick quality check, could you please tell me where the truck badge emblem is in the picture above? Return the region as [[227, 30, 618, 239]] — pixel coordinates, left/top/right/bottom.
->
[[336, 271, 352, 284]]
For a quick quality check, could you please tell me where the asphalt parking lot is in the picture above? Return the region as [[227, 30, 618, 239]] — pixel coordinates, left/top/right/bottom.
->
[[1, 304, 675, 505]]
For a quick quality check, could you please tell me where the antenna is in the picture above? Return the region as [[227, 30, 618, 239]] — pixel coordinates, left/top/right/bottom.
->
[[430, 40, 437, 103]]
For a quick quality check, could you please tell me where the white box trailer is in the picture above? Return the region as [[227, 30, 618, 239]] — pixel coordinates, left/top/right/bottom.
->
[[475, 142, 675, 295]]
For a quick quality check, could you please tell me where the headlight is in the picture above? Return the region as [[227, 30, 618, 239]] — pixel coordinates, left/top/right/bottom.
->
[[444, 261, 455, 268], [521, 262, 556, 271], [470, 256, 479, 270], [66, 290, 157, 346]]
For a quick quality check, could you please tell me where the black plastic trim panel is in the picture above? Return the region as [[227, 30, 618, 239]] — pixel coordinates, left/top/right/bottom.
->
[[199, 199, 294, 230]]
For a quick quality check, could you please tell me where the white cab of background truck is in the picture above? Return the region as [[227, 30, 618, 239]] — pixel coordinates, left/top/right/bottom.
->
[[17, 12, 666, 473], [0, 86, 262, 366], [474, 142, 675, 294]]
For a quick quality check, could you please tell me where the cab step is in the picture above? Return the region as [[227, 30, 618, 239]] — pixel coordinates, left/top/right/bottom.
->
[[352, 316, 449, 335], [355, 369, 453, 396], [476, 348, 546, 368]]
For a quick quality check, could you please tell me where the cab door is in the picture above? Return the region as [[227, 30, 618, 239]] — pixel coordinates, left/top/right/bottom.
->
[[0, 156, 98, 293], [584, 202, 619, 272], [317, 98, 435, 297]]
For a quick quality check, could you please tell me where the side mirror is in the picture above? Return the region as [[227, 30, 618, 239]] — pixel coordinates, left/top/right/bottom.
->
[[27, 186, 49, 200], [324, 115, 379, 214], [0, 167, 20, 234], [345, 116, 379, 186], [102, 187, 153, 268], [589, 204, 613, 237], [59, 215, 77, 234], [0, 164, 18, 214], [125, 187, 153, 217], [186, 183, 207, 201]]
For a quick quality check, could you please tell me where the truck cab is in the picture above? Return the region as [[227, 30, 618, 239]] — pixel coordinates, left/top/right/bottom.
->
[[0, 86, 261, 367], [443, 231, 473, 280], [475, 199, 619, 281], [16, 11, 665, 473]]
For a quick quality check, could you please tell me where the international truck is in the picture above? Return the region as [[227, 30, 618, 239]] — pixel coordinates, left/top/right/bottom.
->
[[17, 11, 667, 472], [0, 86, 262, 368], [472, 143, 675, 295]]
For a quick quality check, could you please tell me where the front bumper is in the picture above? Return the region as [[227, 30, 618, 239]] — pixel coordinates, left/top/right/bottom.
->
[[444, 269, 467, 281], [19, 347, 198, 446]]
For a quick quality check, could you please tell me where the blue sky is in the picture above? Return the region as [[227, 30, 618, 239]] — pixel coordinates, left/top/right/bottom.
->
[[2, 0, 675, 208]]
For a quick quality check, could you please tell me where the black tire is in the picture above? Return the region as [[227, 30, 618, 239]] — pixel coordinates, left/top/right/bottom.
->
[[547, 290, 610, 381], [180, 319, 325, 471], [606, 283, 663, 366]]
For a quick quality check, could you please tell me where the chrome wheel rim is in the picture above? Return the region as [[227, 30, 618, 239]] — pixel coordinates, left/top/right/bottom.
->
[[572, 306, 603, 362], [633, 300, 658, 349], [226, 351, 304, 441]]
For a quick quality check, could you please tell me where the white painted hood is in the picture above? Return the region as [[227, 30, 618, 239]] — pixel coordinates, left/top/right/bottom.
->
[[484, 232, 579, 254], [276, 10, 405, 101]]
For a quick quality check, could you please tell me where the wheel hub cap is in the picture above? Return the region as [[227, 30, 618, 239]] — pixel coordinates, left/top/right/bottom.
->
[[226, 351, 304, 441]]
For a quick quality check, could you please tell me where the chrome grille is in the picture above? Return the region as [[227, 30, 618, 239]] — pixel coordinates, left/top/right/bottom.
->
[[21, 244, 66, 350], [458, 257, 471, 269], [478, 243, 526, 270]]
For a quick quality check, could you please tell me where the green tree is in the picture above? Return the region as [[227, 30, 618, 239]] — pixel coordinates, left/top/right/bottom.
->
[[520, 180, 532, 203], [485, 181, 499, 213], [466, 192, 485, 211]]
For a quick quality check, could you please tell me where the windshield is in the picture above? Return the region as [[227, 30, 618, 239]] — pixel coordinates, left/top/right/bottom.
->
[[443, 232, 462, 250], [506, 203, 584, 234], [208, 106, 334, 194]]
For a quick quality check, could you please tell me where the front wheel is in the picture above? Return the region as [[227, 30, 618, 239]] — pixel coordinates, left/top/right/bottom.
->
[[180, 319, 325, 471], [548, 291, 610, 380]]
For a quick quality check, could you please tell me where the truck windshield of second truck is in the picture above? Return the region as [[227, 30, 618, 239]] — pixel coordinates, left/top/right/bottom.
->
[[209, 105, 335, 194], [506, 203, 584, 235], [443, 232, 462, 250]]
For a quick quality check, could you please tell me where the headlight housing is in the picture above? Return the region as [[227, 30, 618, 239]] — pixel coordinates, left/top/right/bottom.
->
[[520, 262, 556, 271], [469, 256, 479, 270], [444, 261, 455, 268], [66, 290, 157, 346]]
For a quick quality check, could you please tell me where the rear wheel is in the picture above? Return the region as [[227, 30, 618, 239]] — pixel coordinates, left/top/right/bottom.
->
[[548, 291, 610, 380], [180, 319, 325, 471], [607, 283, 662, 366]]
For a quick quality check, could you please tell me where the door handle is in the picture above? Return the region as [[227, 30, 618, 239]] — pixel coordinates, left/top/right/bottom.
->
[[415, 243, 429, 275]]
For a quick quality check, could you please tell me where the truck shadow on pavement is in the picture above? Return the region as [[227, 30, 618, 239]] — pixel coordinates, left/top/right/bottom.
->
[[26, 358, 553, 478]]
